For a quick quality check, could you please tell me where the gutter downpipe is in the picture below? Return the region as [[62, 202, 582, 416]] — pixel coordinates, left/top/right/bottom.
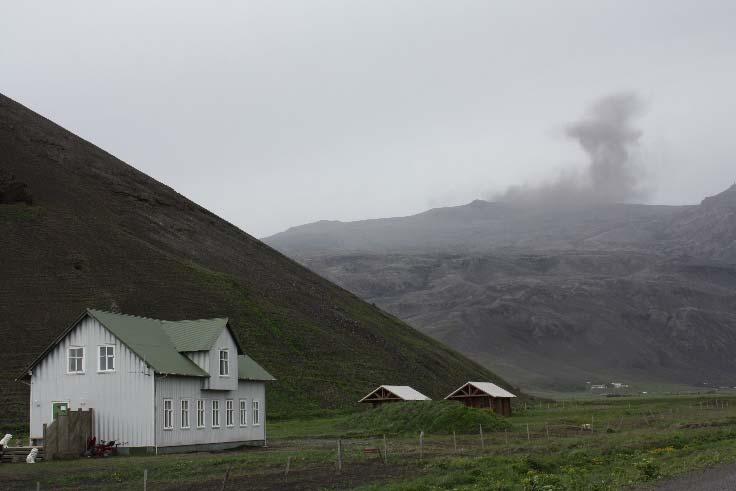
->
[[153, 367, 158, 456]]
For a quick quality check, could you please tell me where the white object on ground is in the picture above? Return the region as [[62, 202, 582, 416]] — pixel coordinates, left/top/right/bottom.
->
[[0, 434, 12, 447], [26, 447, 38, 463]]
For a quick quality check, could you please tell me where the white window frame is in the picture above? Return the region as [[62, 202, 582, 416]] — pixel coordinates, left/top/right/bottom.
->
[[239, 399, 248, 427], [219, 349, 230, 377], [252, 400, 261, 426], [67, 346, 85, 374], [211, 400, 220, 428], [163, 399, 173, 430], [181, 400, 190, 429], [97, 344, 115, 372], [225, 400, 234, 427], [196, 399, 205, 428]]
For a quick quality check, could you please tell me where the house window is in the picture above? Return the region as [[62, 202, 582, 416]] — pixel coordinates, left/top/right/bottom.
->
[[196, 400, 205, 428], [67, 347, 84, 373], [239, 399, 248, 427], [219, 349, 229, 376], [181, 400, 190, 429], [98, 345, 115, 372], [226, 400, 234, 427], [252, 400, 260, 426], [163, 399, 173, 430], [211, 400, 220, 428]]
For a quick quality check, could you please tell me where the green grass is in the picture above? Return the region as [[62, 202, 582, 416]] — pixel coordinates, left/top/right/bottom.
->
[[340, 401, 510, 436], [5, 395, 736, 489], [0, 204, 43, 222]]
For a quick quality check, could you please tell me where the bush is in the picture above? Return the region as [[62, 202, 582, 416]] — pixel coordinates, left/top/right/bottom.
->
[[634, 457, 660, 481], [340, 401, 511, 435]]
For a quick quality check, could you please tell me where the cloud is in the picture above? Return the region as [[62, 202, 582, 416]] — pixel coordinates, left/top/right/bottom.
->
[[496, 92, 647, 206]]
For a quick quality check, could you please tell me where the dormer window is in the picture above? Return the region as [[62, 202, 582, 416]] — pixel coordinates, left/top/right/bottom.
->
[[219, 349, 229, 376]]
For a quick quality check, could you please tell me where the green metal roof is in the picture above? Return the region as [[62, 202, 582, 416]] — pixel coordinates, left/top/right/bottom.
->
[[161, 318, 230, 352], [87, 310, 209, 377], [20, 309, 274, 381], [238, 354, 275, 381]]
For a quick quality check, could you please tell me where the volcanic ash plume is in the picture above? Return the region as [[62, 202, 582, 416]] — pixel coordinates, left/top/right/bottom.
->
[[498, 92, 647, 205]]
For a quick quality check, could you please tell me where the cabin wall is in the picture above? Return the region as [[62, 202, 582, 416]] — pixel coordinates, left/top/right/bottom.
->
[[29, 316, 155, 447], [455, 396, 512, 416], [154, 376, 265, 447]]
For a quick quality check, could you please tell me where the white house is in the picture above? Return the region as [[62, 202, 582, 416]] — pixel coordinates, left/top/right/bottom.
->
[[18, 309, 275, 455]]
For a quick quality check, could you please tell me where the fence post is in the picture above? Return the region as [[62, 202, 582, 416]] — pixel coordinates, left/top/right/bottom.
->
[[419, 431, 424, 461], [504, 428, 508, 445], [452, 430, 457, 453], [526, 424, 530, 442], [479, 424, 484, 450], [220, 463, 233, 491], [383, 434, 388, 464], [337, 439, 343, 473], [143, 469, 148, 491], [284, 456, 291, 482], [545, 423, 550, 440]]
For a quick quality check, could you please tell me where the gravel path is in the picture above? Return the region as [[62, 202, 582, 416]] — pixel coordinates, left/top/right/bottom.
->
[[654, 464, 736, 490]]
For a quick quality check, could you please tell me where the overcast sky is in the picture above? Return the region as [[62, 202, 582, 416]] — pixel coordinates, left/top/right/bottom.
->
[[2, 1, 734, 237]]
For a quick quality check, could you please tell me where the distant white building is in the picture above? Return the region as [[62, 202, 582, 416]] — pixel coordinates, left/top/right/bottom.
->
[[18, 309, 275, 454]]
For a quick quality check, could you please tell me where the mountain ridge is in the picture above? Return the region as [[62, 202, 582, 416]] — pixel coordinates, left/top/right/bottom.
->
[[265, 182, 736, 391]]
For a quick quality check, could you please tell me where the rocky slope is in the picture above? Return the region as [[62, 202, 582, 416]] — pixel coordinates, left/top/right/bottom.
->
[[0, 93, 509, 424], [266, 187, 736, 391]]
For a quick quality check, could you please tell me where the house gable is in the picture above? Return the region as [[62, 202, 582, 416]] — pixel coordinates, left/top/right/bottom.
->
[[27, 314, 155, 446], [203, 327, 239, 391]]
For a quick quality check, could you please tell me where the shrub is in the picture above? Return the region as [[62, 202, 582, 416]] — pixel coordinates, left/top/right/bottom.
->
[[634, 457, 660, 481]]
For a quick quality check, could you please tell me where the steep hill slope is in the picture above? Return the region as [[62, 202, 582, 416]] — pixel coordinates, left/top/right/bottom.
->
[[265, 188, 736, 392], [0, 93, 510, 424]]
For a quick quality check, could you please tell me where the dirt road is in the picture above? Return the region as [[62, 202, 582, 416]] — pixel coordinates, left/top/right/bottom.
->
[[655, 464, 736, 491]]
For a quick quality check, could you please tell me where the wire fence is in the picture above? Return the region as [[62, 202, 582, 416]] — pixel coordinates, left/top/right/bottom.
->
[[17, 397, 736, 489]]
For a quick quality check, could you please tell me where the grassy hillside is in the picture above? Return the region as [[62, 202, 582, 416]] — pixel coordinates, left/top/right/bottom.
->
[[0, 93, 513, 423], [339, 401, 510, 435]]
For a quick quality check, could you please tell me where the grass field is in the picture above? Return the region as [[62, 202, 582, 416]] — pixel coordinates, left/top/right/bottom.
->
[[3, 395, 736, 489]]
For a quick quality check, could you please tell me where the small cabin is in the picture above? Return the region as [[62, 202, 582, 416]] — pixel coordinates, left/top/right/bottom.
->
[[445, 381, 516, 416], [358, 385, 430, 407]]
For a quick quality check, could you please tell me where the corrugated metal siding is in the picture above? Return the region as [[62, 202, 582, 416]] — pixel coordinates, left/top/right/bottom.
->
[[155, 376, 265, 447], [29, 316, 154, 447], [185, 351, 209, 373]]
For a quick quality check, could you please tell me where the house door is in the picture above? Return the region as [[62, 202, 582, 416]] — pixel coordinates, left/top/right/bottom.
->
[[52, 402, 69, 420]]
